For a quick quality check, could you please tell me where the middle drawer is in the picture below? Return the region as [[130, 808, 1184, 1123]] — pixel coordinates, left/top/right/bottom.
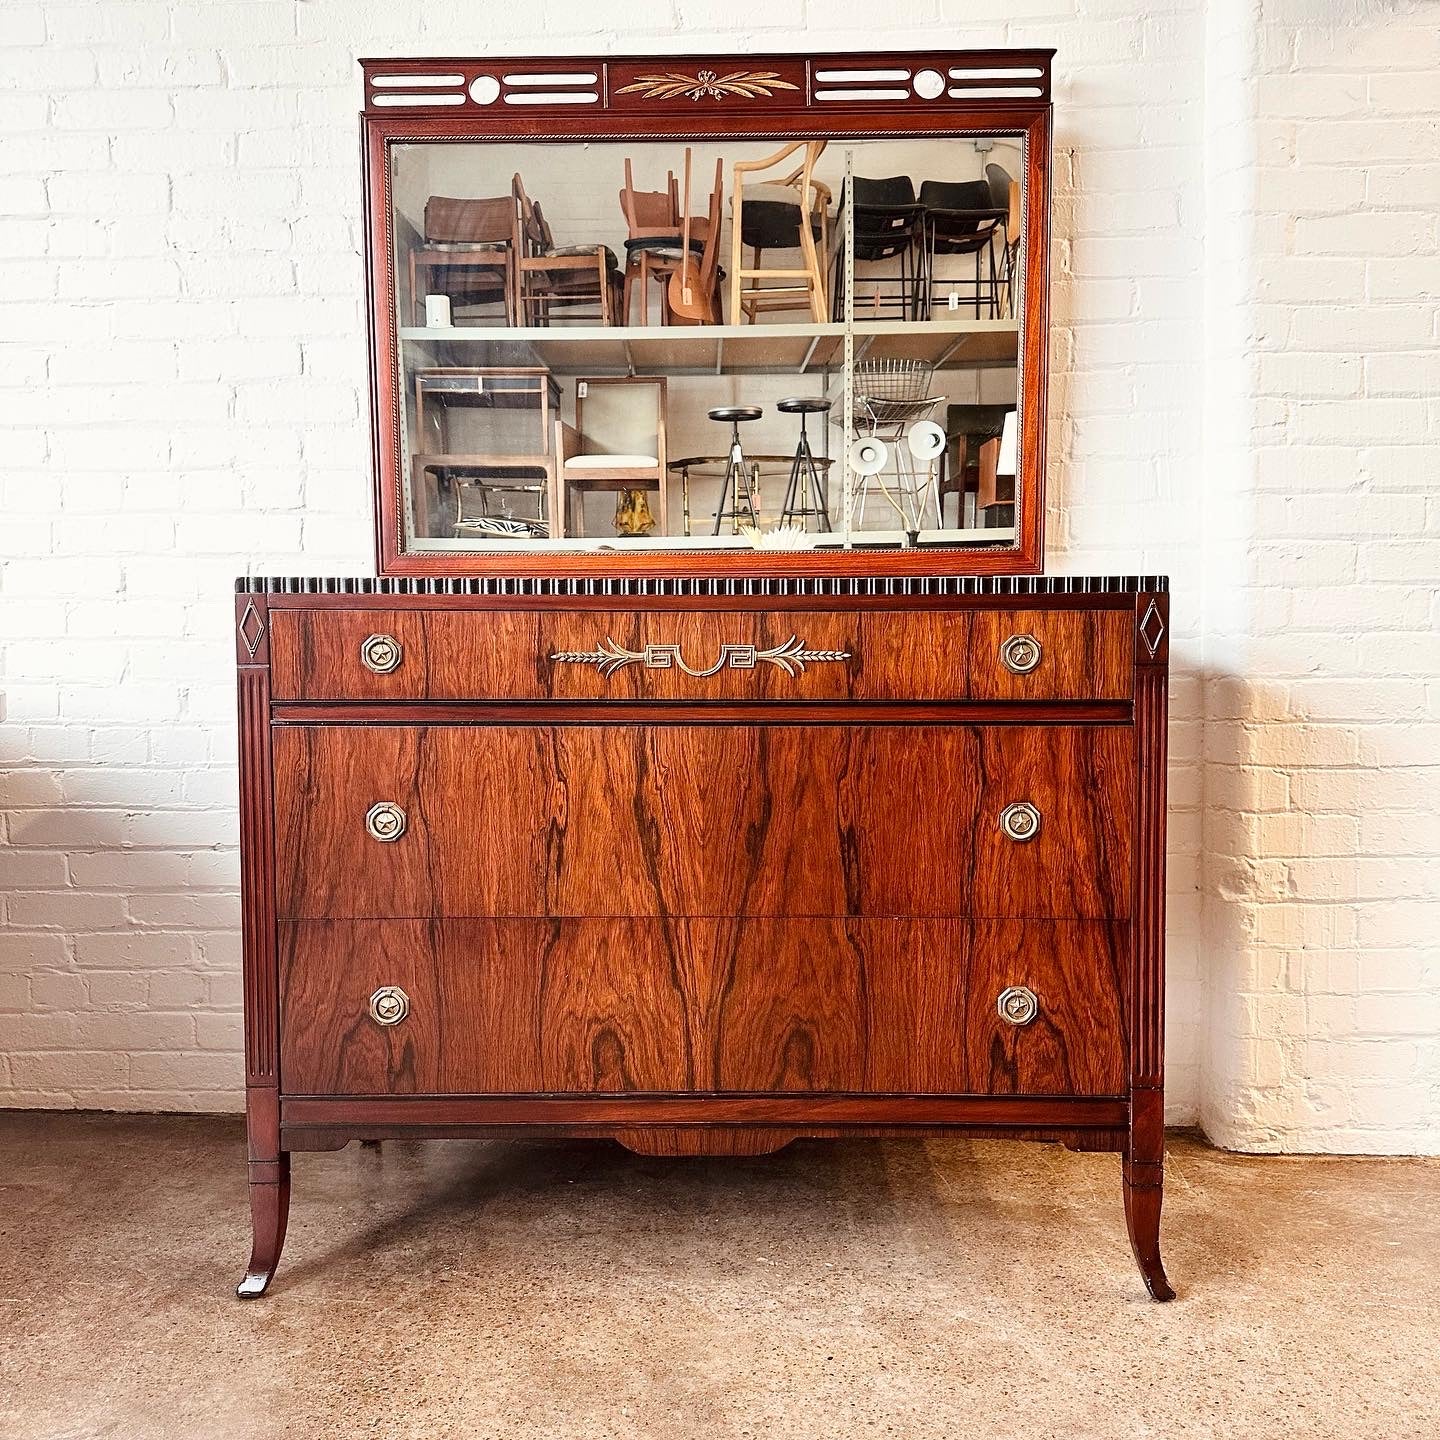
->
[[273, 723, 1134, 921]]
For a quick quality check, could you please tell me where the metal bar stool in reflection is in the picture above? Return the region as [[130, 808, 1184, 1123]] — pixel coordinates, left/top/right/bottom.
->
[[708, 405, 764, 534], [777, 397, 832, 531]]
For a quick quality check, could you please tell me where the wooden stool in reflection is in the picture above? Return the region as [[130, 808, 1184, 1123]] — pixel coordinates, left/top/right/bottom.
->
[[777, 397, 832, 531], [553, 376, 668, 538]]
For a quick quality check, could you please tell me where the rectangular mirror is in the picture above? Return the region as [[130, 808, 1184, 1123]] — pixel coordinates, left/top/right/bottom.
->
[[363, 53, 1052, 575]]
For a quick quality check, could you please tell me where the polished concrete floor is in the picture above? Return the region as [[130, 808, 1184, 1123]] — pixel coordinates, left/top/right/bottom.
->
[[1, 1114, 1436, 1440]]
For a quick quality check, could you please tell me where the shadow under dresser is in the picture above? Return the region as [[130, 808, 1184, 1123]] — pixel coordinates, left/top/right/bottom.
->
[[234, 573, 1173, 1300]]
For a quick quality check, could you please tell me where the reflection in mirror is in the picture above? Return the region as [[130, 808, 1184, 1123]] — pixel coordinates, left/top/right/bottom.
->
[[387, 136, 1024, 555]]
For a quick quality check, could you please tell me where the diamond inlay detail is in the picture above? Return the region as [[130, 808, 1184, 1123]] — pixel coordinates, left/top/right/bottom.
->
[[238, 601, 265, 657], [1140, 599, 1166, 657]]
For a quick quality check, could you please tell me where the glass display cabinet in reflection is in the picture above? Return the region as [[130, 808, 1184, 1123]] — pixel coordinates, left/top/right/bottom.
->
[[362, 50, 1053, 575]]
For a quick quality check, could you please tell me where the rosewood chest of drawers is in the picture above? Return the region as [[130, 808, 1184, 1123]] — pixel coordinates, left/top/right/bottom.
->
[[234, 573, 1173, 1300]]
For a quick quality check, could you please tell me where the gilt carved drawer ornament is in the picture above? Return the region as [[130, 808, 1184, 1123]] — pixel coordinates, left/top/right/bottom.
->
[[550, 634, 851, 679]]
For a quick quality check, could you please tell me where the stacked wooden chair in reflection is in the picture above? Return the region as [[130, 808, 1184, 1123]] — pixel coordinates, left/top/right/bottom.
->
[[414, 174, 629, 328], [410, 192, 517, 325], [986, 163, 1022, 319], [729, 140, 830, 324], [513, 175, 623, 325], [667, 151, 724, 324], [619, 154, 723, 326]]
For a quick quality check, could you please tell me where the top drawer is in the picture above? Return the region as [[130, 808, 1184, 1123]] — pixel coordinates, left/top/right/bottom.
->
[[267, 606, 1135, 704]]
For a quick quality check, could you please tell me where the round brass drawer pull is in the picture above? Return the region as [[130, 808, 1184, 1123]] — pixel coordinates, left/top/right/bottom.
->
[[999, 633, 1042, 675], [999, 801, 1041, 842], [997, 985, 1039, 1026], [365, 801, 407, 842], [360, 633, 403, 674], [369, 986, 410, 1026]]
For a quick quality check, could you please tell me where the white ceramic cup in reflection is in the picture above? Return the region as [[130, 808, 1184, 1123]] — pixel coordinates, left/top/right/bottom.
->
[[424, 294, 452, 328]]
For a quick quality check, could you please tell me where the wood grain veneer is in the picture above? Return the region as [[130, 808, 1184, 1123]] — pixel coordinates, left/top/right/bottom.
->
[[267, 607, 1134, 704], [237, 580, 1172, 1299], [278, 917, 1126, 1097], [271, 723, 1133, 922]]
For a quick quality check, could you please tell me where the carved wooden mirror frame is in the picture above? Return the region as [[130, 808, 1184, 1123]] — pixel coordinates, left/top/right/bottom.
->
[[361, 49, 1054, 577]]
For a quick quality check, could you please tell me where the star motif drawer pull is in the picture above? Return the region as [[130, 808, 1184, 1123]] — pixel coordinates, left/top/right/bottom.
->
[[365, 802, 407, 842], [999, 633, 1042, 675], [997, 986, 1039, 1026], [368, 986, 410, 1026], [999, 801, 1041, 842], [360, 633, 403, 674]]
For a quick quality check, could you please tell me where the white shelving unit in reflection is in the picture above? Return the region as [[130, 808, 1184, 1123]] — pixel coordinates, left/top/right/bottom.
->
[[397, 318, 1019, 377]]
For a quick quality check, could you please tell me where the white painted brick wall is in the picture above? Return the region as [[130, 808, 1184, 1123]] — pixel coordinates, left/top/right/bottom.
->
[[1198, 0, 1440, 1156], [0, 1, 1433, 1151]]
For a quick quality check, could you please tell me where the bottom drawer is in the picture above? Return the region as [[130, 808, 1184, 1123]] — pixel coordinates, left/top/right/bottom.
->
[[279, 918, 1127, 1098]]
